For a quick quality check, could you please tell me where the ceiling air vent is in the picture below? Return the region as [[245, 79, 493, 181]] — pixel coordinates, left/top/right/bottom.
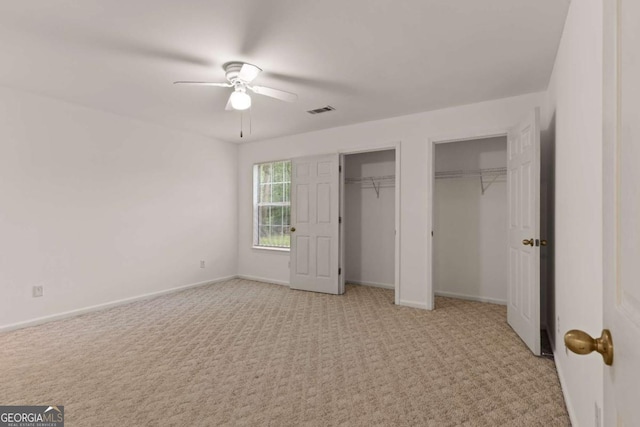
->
[[307, 105, 336, 115]]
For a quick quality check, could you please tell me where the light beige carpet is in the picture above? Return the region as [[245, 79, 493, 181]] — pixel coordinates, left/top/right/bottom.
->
[[0, 279, 569, 426]]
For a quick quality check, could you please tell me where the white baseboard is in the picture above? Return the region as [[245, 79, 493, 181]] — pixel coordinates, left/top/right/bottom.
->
[[0, 275, 236, 333], [346, 280, 394, 290], [434, 290, 507, 306], [236, 275, 289, 287], [398, 299, 429, 310]]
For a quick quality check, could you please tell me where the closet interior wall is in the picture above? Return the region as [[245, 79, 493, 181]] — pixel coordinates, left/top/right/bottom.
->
[[434, 137, 508, 304], [344, 150, 396, 289]]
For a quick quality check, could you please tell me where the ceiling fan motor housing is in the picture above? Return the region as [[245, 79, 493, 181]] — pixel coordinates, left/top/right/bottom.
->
[[224, 61, 257, 83]]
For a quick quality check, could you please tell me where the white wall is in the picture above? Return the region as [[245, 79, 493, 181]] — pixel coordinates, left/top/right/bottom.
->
[[0, 86, 238, 329], [433, 137, 507, 304], [237, 91, 545, 309], [542, 0, 604, 425], [344, 150, 395, 288], [434, 137, 507, 172]]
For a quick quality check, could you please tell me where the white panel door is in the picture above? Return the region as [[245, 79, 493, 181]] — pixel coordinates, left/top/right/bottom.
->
[[339, 154, 346, 295], [290, 154, 340, 294], [507, 108, 541, 355], [603, 0, 640, 423]]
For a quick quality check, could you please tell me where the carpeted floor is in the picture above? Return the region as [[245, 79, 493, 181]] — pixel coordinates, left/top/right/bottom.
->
[[0, 279, 570, 426]]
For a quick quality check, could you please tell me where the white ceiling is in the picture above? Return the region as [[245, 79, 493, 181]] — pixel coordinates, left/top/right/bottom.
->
[[0, 1, 569, 143]]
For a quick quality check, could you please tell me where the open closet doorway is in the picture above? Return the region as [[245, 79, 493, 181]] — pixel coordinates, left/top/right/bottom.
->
[[341, 148, 398, 301], [432, 137, 508, 306], [429, 110, 543, 356]]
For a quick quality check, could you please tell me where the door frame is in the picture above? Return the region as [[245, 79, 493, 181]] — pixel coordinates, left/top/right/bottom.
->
[[426, 128, 509, 310], [338, 142, 401, 304]]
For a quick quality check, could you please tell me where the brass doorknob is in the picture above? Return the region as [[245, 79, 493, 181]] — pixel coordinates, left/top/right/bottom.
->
[[522, 238, 534, 246], [290, 227, 296, 232], [564, 329, 613, 366], [541, 239, 548, 246]]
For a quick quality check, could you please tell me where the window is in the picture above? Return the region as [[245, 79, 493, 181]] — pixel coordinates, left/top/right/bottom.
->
[[253, 160, 291, 249]]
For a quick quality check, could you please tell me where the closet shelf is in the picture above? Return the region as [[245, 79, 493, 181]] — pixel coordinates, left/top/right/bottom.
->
[[435, 167, 506, 195], [345, 174, 395, 198]]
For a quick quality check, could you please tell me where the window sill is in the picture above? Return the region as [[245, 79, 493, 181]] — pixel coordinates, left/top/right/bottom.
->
[[252, 246, 290, 253]]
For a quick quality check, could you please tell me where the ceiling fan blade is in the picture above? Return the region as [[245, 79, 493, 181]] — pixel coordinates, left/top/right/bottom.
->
[[225, 94, 234, 110], [173, 81, 232, 87], [237, 63, 262, 83], [248, 85, 298, 102]]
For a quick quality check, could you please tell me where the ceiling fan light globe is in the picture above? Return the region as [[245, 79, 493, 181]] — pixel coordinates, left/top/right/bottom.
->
[[230, 91, 251, 110]]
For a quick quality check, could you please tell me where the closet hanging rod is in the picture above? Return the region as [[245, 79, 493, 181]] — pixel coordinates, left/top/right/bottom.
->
[[435, 167, 506, 180], [345, 174, 395, 184], [435, 167, 506, 195], [345, 174, 395, 198]]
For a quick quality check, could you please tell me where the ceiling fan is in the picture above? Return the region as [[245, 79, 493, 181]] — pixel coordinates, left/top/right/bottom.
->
[[174, 61, 298, 111]]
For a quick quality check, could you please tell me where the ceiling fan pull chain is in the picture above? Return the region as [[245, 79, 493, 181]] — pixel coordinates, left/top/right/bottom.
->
[[240, 111, 243, 138]]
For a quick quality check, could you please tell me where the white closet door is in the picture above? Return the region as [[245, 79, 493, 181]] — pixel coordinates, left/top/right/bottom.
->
[[603, 0, 640, 423], [289, 154, 340, 294], [507, 108, 541, 355], [339, 155, 345, 295]]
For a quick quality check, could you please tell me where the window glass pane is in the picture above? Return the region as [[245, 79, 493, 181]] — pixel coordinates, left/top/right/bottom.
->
[[258, 206, 269, 226], [260, 184, 272, 203], [283, 205, 290, 226], [259, 164, 266, 183], [273, 162, 284, 183], [259, 225, 270, 242], [272, 183, 284, 203], [260, 163, 272, 184], [272, 227, 288, 247], [283, 183, 289, 202], [272, 206, 279, 226], [284, 161, 291, 183], [265, 206, 276, 225]]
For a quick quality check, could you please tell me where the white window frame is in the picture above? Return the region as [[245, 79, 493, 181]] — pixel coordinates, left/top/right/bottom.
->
[[252, 160, 291, 251]]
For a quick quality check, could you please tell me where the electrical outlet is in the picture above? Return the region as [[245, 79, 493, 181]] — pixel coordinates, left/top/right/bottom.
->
[[32, 286, 43, 298], [200, 260, 205, 268]]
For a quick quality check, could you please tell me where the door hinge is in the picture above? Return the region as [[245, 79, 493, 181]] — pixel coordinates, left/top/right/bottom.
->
[[339, 268, 342, 275], [339, 216, 342, 224], [339, 165, 342, 173]]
